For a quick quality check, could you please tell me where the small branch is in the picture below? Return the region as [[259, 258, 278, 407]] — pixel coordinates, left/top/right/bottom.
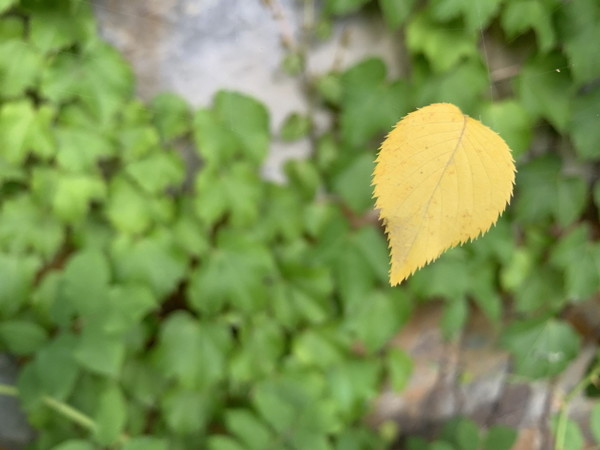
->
[[262, 0, 297, 50]]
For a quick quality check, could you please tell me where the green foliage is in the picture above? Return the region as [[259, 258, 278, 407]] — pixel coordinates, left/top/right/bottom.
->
[[0, 0, 599, 448]]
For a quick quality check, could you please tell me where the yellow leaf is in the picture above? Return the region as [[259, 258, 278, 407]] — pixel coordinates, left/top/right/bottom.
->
[[373, 103, 515, 285]]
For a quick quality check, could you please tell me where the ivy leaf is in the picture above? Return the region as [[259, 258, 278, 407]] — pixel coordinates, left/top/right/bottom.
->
[[570, 85, 600, 160], [121, 437, 168, 450], [225, 409, 274, 450], [514, 156, 587, 226], [332, 153, 374, 214], [480, 99, 533, 159], [501, 318, 580, 379], [0, 0, 18, 14], [373, 103, 515, 285], [482, 426, 517, 450], [551, 416, 584, 450], [501, 0, 555, 52], [0, 320, 48, 355], [52, 174, 106, 223], [515, 52, 573, 132], [387, 348, 413, 392], [126, 152, 184, 194], [441, 297, 468, 339], [0, 40, 43, 98], [0, 254, 39, 318], [340, 58, 409, 147], [550, 225, 600, 301], [0, 100, 35, 165], [94, 384, 127, 445], [430, 0, 502, 33], [55, 126, 114, 172], [213, 90, 270, 165], [406, 11, 478, 72], [150, 92, 191, 141], [378, 0, 417, 29], [161, 389, 213, 435], [414, 59, 488, 115]]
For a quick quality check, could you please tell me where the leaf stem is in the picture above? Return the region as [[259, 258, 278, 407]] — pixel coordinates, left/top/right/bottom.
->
[[554, 357, 600, 450], [0, 383, 97, 433]]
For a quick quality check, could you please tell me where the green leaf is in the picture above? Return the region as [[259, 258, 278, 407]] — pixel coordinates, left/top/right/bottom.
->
[[40, 42, 133, 125], [0, 320, 48, 355], [154, 312, 231, 389], [28, 2, 94, 54], [280, 112, 312, 141], [187, 231, 274, 314], [94, 384, 127, 445], [104, 284, 157, 334], [0, 40, 43, 98], [50, 441, 95, 450], [315, 72, 342, 106], [61, 248, 110, 318], [387, 348, 413, 392], [0, 0, 18, 14], [378, 0, 417, 29], [501, 0, 555, 52], [563, 25, 600, 86], [513, 265, 565, 313], [429, 0, 502, 32], [150, 92, 191, 141], [514, 156, 587, 227], [550, 225, 600, 301], [591, 402, 600, 444], [332, 153, 374, 213], [441, 297, 468, 339], [74, 326, 126, 377], [121, 437, 168, 450], [55, 126, 114, 172], [501, 318, 580, 379], [225, 409, 274, 450], [440, 417, 480, 450], [194, 163, 262, 227], [570, 84, 600, 160], [515, 52, 573, 132], [480, 100, 533, 159], [0, 254, 39, 317], [18, 334, 79, 405], [106, 178, 152, 235], [161, 389, 212, 435], [293, 328, 345, 368], [52, 174, 106, 223], [126, 152, 184, 194], [207, 437, 246, 450], [344, 291, 404, 353], [340, 58, 409, 147], [212, 90, 270, 165], [482, 425, 517, 450], [414, 60, 488, 115], [111, 233, 187, 298], [325, 0, 370, 15], [0, 195, 63, 258], [0, 100, 36, 165], [551, 415, 584, 450], [284, 159, 321, 200], [406, 11, 478, 72], [409, 248, 470, 302]]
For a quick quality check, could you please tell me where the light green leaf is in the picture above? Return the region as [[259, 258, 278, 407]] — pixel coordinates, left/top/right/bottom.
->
[[126, 152, 184, 194], [106, 178, 152, 235], [0, 40, 43, 98], [407, 11, 478, 72], [551, 415, 585, 450], [121, 437, 168, 450], [225, 409, 274, 450], [387, 348, 413, 392], [207, 437, 246, 450], [325, 0, 370, 15], [0, 0, 18, 14], [52, 174, 106, 223], [0, 100, 35, 165], [55, 126, 114, 172], [480, 99, 533, 159], [591, 402, 600, 444], [50, 441, 95, 450], [441, 297, 468, 339], [0, 254, 39, 317]]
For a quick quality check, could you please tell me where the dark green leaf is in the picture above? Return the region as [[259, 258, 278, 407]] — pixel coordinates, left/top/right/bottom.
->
[[74, 326, 126, 377], [378, 0, 417, 29], [429, 0, 502, 32], [121, 437, 168, 450], [50, 441, 95, 450], [501, 318, 580, 379], [225, 409, 274, 450], [332, 153, 374, 213], [441, 297, 468, 339], [161, 389, 212, 435], [480, 100, 533, 159], [0, 320, 48, 355], [0, 254, 39, 317], [151, 92, 191, 141], [482, 425, 517, 450], [570, 85, 600, 160], [501, 0, 555, 51]]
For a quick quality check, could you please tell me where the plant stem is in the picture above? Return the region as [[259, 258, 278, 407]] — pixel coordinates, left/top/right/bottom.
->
[[554, 359, 600, 450], [0, 383, 97, 433]]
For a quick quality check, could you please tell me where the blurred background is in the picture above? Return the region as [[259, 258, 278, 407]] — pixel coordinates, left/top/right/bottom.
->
[[0, 1, 599, 449]]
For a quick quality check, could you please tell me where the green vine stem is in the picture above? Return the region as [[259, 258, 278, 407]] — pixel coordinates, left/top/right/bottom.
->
[[554, 356, 600, 450], [0, 383, 97, 432]]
